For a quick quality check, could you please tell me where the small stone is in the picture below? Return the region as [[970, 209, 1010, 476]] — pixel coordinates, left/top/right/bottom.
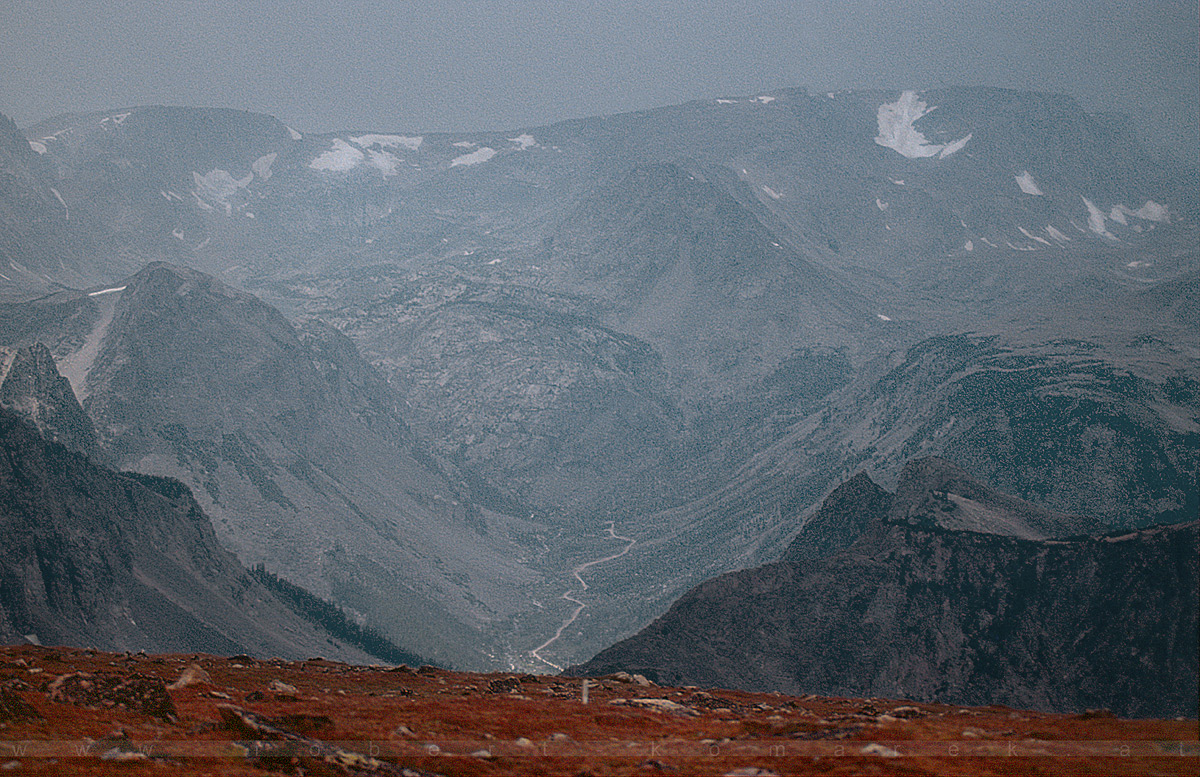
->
[[640, 759, 673, 771], [1079, 708, 1116, 719], [207, 691, 232, 700], [268, 679, 299, 694], [394, 725, 416, 737], [861, 743, 900, 757], [167, 663, 211, 690], [628, 698, 698, 717], [2, 761, 20, 771], [470, 749, 493, 759], [550, 732, 571, 741], [875, 714, 899, 723], [632, 674, 654, 686], [515, 737, 535, 748], [100, 748, 148, 762]]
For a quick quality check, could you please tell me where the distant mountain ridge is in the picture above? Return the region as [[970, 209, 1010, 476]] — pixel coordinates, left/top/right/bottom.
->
[[569, 459, 1198, 718]]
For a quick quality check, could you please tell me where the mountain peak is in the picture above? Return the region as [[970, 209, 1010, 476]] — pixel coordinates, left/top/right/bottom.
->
[[780, 471, 891, 564]]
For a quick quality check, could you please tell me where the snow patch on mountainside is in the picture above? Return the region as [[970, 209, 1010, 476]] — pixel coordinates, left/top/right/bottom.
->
[[287, 126, 303, 140], [1045, 225, 1071, 242], [509, 134, 537, 150], [938, 134, 971, 157], [1015, 171, 1043, 195], [1019, 227, 1052, 246], [48, 188, 68, 220], [1082, 197, 1117, 239], [310, 139, 364, 172], [450, 147, 496, 167], [875, 91, 972, 159], [252, 152, 277, 181], [28, 140, 47, 154], [1117, 201, 1170, 223], [351, 134, 423, 151], [367, 149, 401, 176], [193, 169, 252, 213]]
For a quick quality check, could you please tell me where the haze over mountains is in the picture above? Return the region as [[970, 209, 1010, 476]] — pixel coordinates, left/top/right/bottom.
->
[[0, 85, 1196, 711]]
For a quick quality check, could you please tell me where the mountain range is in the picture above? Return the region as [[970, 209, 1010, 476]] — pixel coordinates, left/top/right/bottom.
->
[[0, 86, 1196, 687]]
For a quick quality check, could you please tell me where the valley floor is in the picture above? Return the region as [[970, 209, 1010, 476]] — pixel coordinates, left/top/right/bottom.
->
[[0, 645, 1194, 776]]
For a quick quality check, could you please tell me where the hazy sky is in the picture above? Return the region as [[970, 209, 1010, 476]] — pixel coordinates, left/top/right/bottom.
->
[[2, 1, 1196, 160]]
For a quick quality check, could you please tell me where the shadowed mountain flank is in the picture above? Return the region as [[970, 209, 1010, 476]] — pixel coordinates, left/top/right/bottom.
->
[[571, 461, 1198, 719]]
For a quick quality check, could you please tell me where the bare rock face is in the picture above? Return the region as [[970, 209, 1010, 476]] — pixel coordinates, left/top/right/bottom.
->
[[571, 461, 1199, 719], [0, 342, 98, 458], [0, 406, 377, 662]]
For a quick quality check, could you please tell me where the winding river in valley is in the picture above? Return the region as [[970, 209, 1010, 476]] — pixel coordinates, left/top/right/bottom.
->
[[530, 521, 636, 672]]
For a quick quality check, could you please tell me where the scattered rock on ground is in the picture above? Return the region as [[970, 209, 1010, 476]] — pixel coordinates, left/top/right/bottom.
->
[[167, 663, 211, 690], [46, 673, 176, 720]]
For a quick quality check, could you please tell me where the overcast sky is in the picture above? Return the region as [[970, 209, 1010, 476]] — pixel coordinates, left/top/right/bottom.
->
[[1, 0, 1196, 161]]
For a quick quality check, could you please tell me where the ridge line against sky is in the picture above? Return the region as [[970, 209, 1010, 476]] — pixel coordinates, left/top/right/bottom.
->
[[1, 0, 1196, 162]]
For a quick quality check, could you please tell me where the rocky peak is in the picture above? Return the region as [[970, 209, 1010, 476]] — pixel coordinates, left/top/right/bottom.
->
[[0, 343, 97, 458], [780, 471, 892, 564], [0, 112, 35, 160]]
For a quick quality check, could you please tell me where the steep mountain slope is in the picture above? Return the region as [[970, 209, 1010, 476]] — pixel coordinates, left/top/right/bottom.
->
[[540, 296, 1198, 669], [570, 462, 1198, 719], [0, 263, 557, 669], [0, 406, 380, 661]]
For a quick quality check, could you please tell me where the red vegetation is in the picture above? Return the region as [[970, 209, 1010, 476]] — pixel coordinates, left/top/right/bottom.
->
[[0, 645, 1194, 776]]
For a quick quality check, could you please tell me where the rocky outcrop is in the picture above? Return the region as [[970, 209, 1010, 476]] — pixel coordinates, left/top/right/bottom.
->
[[0, 343, 99, 459], [0, 406, 378, 660], [570, 463, 1198, 718]]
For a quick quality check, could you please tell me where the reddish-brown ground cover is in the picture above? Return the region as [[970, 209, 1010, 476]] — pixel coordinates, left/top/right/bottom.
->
[[0, 645, 1194, 776]]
